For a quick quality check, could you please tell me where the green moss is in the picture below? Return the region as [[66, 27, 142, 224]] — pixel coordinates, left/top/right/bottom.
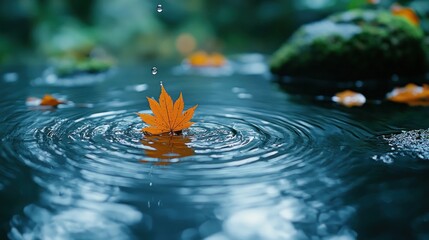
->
[[270, 10, 427, 81], [53, 58, 113, 77]]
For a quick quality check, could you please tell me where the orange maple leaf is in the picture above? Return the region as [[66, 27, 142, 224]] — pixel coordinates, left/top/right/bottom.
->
[[40, 94, 64, 107], [138, 84, 198, 135]]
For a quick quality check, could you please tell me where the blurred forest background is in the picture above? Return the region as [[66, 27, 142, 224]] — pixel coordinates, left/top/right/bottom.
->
[[0, 0, 428, 64]]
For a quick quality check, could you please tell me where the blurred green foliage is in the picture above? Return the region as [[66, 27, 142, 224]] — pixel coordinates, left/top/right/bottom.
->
[[0, 0, 427, 64]]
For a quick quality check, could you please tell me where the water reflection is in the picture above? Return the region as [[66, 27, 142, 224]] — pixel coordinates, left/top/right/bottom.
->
[[209, 198, 357, 240], [140, 135, 194, 165], [9, 202, 142, 240]]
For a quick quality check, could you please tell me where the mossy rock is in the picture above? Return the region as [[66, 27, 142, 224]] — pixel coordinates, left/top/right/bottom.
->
[[53, 58, 113, 77], [270, 10, 427, 81]]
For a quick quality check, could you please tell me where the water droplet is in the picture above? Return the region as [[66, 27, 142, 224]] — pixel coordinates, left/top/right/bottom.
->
[[152, 67, 158, 75], [157, 4, 163, 13]]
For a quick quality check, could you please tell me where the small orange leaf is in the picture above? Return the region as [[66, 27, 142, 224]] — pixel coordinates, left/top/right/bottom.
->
[[367, 0, 379, 4], [188, 51, 210, 67], [210, 53, 226, 67], [40, 95, 64, 107], [391, 4, 419, 26], [387, 83, 429, 106], [187, 51, 226, 67], [332, 90, 366, 107], [138, 84, 197, 135]]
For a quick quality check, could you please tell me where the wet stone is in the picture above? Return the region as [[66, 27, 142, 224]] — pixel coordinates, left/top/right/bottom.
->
[[384, 129, 429, 160]]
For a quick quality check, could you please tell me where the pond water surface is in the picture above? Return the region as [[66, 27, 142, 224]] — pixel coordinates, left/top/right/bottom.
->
[[1, 60, 429, 240]]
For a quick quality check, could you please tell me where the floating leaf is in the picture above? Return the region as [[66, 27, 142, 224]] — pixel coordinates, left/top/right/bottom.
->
[[391, 4, 419, 26], [26, 94, 64, 107], [210, 53, 227, 67], [138, 84, 197, 135], [332, 90, 366, 107], [40, 95, 64, 107], [187, 51, 226, 67], [387, 83, 429, 106], [140, 135, 194, 165]]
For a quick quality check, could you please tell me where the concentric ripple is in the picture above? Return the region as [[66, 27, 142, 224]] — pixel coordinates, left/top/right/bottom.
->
[[5, 104, 372, 239], [11, 106, 371, 192]]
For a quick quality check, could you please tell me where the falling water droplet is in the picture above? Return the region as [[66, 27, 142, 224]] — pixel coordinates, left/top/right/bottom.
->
[[157, 4, 163, 13], [152, 67, 158, 75]]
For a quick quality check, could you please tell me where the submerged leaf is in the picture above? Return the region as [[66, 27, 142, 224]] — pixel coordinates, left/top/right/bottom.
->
[[138, 84, 197, 135], [332, 90, 366, 107], [387, 83, 429, 106]]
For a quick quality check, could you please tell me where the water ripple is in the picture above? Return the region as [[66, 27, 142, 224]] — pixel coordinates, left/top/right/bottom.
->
[[8, 106, 369, 194], [5, 104, 371, 239]]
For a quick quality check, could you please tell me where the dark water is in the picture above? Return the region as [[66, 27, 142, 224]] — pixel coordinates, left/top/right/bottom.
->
[[1, 59, 429, 240]]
